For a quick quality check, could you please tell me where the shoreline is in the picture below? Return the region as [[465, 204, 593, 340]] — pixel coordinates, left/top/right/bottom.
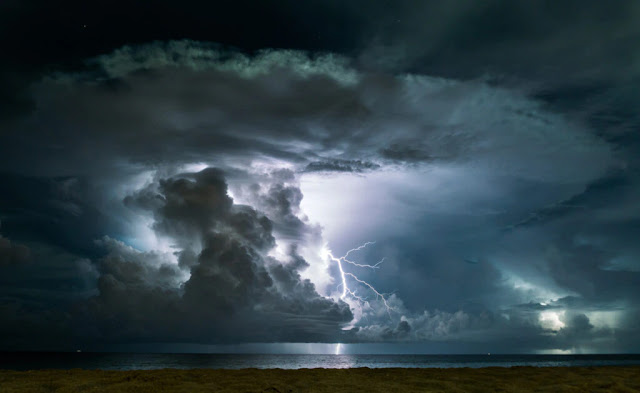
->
[[2, 366, 640, 392]]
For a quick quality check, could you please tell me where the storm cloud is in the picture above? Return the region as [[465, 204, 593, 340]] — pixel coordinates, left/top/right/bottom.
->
[[1, 1, 639, 353]]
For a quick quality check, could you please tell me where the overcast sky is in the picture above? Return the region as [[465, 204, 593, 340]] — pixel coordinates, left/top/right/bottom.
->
[[1, 0, 639, 354]]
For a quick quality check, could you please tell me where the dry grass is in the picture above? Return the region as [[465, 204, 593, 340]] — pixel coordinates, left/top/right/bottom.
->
[[0, 366, 639, 392]]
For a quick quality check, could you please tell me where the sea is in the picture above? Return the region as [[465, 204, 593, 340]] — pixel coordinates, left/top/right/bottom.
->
[[1, 353, 640, 370]]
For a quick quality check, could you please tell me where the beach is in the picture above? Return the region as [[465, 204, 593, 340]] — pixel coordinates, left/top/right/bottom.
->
[[1, 366, 639, 392]]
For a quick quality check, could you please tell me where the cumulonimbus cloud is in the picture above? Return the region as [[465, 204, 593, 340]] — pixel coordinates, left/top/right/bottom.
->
[[0, 40, 636, 352]]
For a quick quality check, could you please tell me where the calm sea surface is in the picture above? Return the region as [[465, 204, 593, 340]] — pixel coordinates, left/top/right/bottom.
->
[[1, 353, 640, 370]]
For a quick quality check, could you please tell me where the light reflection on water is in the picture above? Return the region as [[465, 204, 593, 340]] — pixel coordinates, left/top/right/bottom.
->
[[1, 353, 640, 370]]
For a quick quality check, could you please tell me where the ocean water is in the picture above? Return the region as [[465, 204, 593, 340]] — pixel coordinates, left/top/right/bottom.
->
[[1, 353, 640, 370]]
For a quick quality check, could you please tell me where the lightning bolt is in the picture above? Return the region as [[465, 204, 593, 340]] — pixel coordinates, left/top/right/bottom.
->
[[327, 241, 393, 316]]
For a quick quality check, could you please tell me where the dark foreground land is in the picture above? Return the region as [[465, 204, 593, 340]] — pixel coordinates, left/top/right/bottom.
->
[[1, 366, 639, 392]]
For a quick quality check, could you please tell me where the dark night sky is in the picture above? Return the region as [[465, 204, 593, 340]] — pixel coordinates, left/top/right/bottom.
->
[[1, 0, 639, 354]]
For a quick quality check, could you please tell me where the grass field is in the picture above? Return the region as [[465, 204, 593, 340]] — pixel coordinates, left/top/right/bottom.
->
[[1, 366, 639, 392]]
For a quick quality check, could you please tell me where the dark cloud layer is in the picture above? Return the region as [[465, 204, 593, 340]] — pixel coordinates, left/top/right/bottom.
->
[[1, 169, 353, 349], [88, 168, 353, 344], [304, 160, 380, 173], [0, 234, 30, 267], [0, 1, 639, 353]]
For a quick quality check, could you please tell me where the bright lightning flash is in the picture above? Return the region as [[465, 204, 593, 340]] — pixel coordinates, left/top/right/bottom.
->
[[327, 242, 393, 316]]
